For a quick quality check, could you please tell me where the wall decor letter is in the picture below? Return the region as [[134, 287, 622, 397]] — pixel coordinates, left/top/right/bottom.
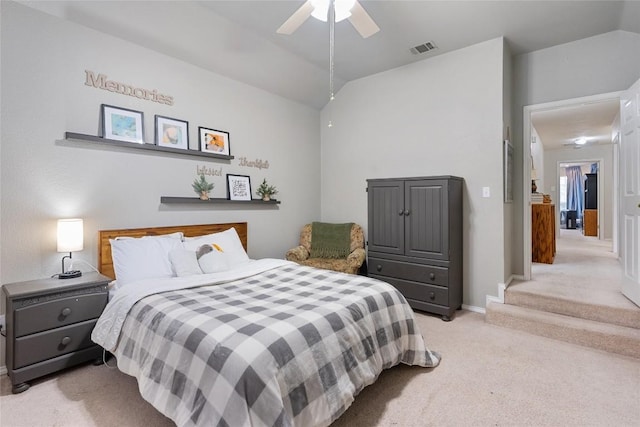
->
[[84, 70, 174, 106]]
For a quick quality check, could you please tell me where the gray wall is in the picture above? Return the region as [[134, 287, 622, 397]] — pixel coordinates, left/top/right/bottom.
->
[[512, 30, 640, 275], [320, 38, 507, 309], [0, 2, 321, 283]]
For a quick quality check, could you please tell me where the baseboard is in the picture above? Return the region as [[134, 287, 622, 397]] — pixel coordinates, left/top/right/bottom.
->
[[486, 282, 507, 307], [462, 304, 485, 314]]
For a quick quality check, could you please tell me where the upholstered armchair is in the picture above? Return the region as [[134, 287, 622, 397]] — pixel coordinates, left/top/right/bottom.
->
[[285, 223, 366, 274]]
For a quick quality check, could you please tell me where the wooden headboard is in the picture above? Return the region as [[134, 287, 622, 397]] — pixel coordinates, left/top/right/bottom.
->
[[98, 222, 248, 279]]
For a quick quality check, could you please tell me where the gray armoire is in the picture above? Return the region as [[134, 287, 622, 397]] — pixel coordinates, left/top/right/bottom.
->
[[367, 176, 463, 321]]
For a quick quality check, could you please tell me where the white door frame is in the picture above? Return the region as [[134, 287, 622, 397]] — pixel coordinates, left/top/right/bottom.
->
[[522, 91, 621, 281]]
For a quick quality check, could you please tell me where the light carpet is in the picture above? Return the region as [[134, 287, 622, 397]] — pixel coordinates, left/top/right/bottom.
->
[[2, 310, 639, 426]]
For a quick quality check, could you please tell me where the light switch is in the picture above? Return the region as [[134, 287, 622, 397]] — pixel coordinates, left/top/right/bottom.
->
[[482, 187, 490, 198]]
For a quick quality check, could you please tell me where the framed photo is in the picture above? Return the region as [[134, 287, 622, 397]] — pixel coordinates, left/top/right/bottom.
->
[[101, 104, 144, 143], [504, 140, 513, 203], [199, 127, 230, 156], [155, 115, 189, 150], [227, 174, 252, 201]]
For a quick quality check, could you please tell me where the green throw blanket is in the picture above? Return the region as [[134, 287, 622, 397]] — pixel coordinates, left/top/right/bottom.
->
[[310, 222, 353, 259]]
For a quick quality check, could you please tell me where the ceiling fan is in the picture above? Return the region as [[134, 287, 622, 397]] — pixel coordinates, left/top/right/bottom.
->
[[277, 0, 380, 38]]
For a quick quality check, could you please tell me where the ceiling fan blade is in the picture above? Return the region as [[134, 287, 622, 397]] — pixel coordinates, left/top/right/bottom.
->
[[348, 1, 380, 38], [277, 0, 314, 35]]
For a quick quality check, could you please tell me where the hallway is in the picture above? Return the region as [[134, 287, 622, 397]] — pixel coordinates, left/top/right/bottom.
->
[[488, 229, 640, 357], [530, 229, 630, 301]]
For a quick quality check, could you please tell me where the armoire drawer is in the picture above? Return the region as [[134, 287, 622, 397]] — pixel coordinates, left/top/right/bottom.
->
[[368, 257, 449, 287], [371, 275, 448, 307]]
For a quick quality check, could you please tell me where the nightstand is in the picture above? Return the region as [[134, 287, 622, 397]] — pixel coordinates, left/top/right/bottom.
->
[[2, 272, 110, 393]]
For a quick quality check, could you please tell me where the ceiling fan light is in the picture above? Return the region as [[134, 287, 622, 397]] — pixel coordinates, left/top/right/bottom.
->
[[335, 0, 356, 22], [311, 0, 330, 22], [575, 138, 587, 145]]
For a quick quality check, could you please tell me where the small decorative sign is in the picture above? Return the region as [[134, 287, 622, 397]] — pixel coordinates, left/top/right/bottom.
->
[[227, 174, 252, 201], [238, 157, 270, 170], [196, 165, 223, 177]]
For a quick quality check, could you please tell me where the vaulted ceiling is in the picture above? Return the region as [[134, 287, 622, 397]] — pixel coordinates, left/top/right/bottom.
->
[[16, 1, 639, 150], [20, 0, 640, 110]]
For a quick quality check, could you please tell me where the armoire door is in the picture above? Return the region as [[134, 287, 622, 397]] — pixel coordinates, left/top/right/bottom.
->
[[367, 180, 405, 255], [405, 179, 449, 260]]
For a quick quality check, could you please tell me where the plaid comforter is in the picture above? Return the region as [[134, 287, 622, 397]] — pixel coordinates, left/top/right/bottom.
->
[[93, 260, 440, 427]]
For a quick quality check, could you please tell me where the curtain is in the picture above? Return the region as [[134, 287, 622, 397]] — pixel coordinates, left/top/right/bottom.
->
[[590, 163, 599, 173], [566, 166, 583, 218]]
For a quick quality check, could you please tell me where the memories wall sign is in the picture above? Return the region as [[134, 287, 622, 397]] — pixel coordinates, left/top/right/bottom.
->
[[84, 70, 174, 106]]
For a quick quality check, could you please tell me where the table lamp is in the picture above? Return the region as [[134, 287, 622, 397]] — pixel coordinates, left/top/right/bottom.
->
[[57, 218, 83, 279]]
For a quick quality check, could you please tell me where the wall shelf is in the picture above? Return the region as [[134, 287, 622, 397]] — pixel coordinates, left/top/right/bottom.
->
[[160, 196, 280, 205], [65, 132, 234, 161]]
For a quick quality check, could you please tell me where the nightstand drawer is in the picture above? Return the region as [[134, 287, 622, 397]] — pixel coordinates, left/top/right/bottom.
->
[[369, 257, 449, 287], [14, 319, 98, 369], [14, 293, 107, 337]]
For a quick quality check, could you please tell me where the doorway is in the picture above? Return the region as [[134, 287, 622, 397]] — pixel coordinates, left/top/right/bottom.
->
[[556, 160, 603, 236], [523, 92, 621, 282]]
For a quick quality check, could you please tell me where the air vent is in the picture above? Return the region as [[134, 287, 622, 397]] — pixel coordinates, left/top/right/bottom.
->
[[410, 41, 438, 55]]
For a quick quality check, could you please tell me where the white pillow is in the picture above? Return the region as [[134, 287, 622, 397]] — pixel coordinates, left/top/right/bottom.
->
[[197, 248, 231, 273], [110, 237, 181, 286], [169, 248, 203, 277], [183, 227, 250, 267]]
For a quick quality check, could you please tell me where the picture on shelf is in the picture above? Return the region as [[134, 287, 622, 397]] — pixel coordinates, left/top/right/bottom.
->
[[155, 115, 189, 150], [199, 127, 230, 156], [101, 104, 144, 143], [227, 174, 252, 201]]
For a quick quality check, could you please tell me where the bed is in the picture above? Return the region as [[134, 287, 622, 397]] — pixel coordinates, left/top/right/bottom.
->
[[92, 222, 440, 427]]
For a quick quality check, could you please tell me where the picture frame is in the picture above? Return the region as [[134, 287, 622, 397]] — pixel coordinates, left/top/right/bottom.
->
[[199, 127, 230, 156], [504, 140, 514, 203], [227, 174, 252, 201], [101, 104, 144, 143], [155, 115, 189, 150]]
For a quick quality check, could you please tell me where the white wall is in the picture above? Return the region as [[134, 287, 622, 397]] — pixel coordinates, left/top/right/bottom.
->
[[0, 1, 321, 285], [531, 126, 545, 192], [512, 30, 640, 274], [320, 38, 506, 309], [503, 41, 514, 282]]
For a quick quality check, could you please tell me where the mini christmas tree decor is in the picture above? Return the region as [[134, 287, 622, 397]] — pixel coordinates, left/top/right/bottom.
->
[[192, 174, 215, 200], [256, 178, 278, 201]]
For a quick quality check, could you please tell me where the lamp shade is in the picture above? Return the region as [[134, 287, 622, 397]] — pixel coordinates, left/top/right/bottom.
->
[[531, 168, 538, 180], [57, 219, 84, 252]]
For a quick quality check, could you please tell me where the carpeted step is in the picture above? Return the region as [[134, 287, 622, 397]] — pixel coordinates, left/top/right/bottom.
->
[[505, 282, 640, 329], [486, 301, 640, 359]]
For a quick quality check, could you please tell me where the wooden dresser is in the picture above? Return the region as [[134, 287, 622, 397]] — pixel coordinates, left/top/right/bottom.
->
[[583, 209, 597, 236], [532, 203, 555, 264]]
